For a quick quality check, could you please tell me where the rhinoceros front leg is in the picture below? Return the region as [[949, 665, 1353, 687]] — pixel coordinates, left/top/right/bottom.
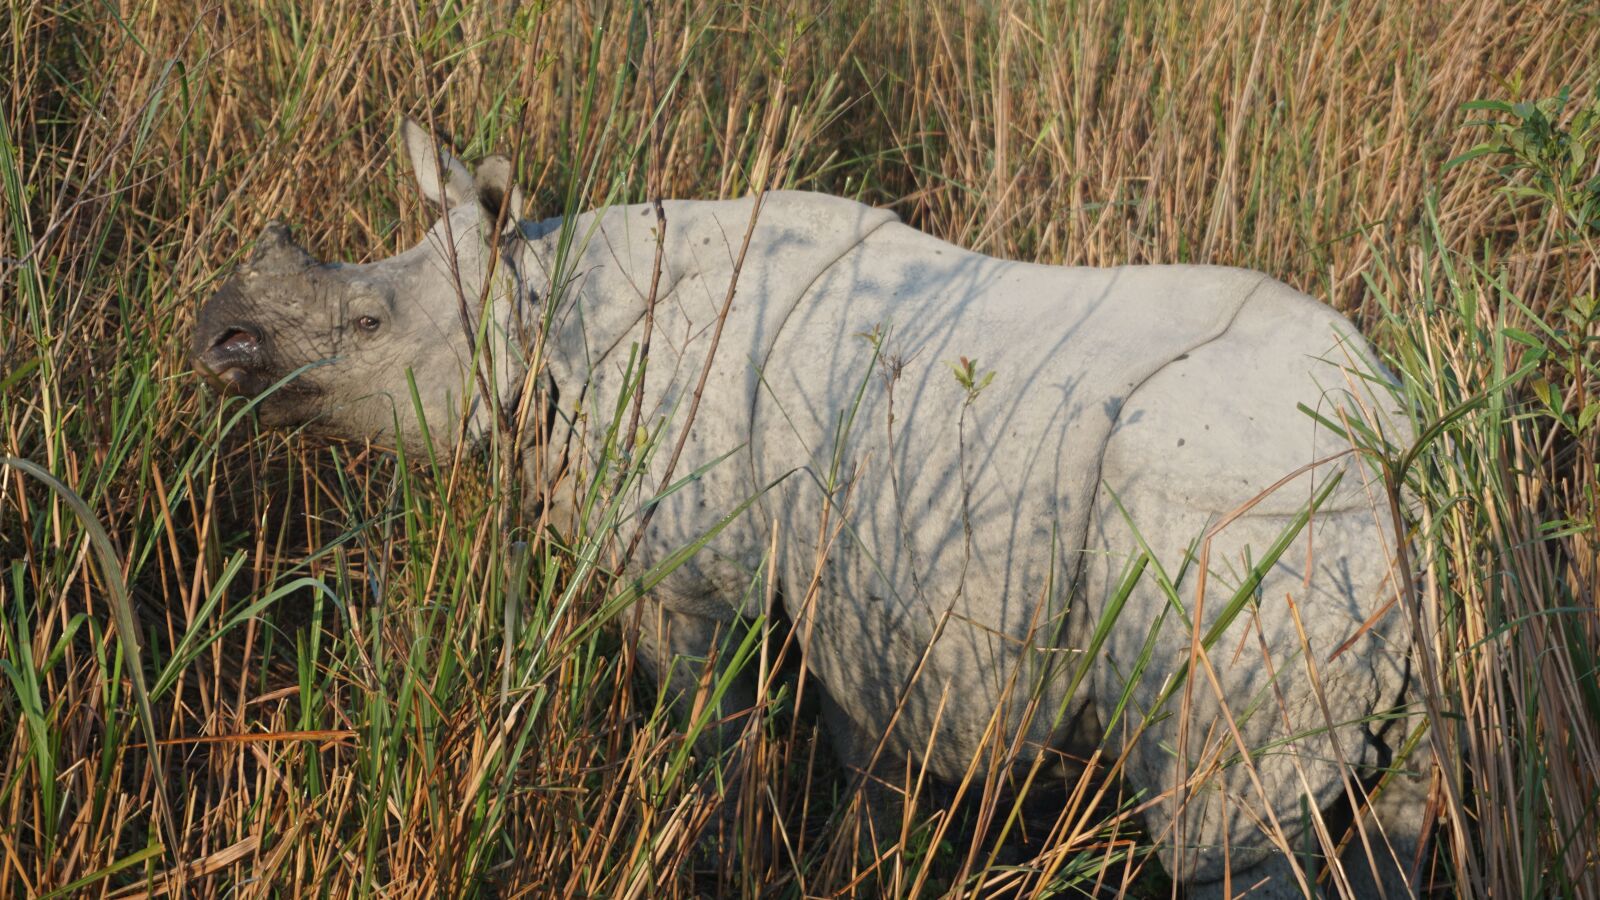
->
[[628, 594, 758, 759], [1336, 761, 1431, 899], [821, 692, 915, 857]]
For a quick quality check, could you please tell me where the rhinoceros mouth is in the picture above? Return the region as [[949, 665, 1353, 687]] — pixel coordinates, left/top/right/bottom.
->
[[197, 362, 271, 397], [195, 326, 271, 397], [195, 355, 325, 411]]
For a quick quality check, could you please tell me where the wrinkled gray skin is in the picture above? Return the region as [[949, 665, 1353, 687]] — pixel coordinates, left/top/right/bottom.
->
[[195, 121, 1428, 897]]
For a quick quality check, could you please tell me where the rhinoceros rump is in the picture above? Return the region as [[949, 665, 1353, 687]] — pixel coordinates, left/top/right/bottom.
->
[[194, 120, 1427, 897]]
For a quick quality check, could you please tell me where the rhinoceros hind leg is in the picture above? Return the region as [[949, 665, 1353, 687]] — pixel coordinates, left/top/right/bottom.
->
[[629, 595, 757, 759], [821, 694, 914, 858], [1186, 852, 1317, 899]]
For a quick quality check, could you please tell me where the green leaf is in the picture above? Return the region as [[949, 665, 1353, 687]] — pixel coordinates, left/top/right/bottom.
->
[[1530, 375, 1553, 409], [38, 843, 166, 899], [1443, 143, 1502, 171], [1502, 327, 1546, 349], [0, 355, 40, 394], [1578, 401, 1600, 433]]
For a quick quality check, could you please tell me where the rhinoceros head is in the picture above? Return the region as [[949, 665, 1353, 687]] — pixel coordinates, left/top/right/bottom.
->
[[193, 120, 528, 453]]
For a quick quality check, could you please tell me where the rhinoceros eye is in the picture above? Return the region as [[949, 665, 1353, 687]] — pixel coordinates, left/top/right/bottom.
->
[[355, 314, 382, 334]]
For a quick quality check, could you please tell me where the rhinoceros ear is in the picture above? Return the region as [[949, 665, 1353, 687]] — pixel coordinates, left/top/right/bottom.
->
[[473, 154, 524, 236], [401, 117, 476, 208]]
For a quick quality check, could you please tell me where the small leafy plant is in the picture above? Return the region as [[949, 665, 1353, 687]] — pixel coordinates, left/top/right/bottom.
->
[[947, 355, 995, 404], [1451, 85, 1600, 244]]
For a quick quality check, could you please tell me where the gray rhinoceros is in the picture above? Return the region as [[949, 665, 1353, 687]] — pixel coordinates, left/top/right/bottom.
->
[[194, 120, 1428, 897]]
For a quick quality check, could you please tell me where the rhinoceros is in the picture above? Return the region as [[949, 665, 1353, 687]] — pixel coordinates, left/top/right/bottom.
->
[[193, 120, 1429, 897]]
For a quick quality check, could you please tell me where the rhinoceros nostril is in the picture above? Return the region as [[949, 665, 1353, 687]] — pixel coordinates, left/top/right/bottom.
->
[[211, 326, 260, 353]]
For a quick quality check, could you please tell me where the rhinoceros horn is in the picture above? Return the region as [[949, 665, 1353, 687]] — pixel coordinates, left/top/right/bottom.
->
[[243, 221, 317, 273]]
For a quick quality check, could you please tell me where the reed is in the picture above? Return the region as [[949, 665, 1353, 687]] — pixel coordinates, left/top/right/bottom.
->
[[2, 0, 1595, 895]]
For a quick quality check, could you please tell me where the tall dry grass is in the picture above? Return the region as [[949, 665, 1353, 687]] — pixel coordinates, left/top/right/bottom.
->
[[2, 0, 1597, 896]]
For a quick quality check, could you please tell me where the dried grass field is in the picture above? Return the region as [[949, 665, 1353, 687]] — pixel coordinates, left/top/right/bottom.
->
[[2, 0, 1598, 896]]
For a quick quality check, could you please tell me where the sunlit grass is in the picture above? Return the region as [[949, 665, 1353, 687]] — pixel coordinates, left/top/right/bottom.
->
[[2, 0, 1596, 896]]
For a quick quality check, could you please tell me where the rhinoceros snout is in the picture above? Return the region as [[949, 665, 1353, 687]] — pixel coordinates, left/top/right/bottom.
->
[[195, 323, 270, 397]]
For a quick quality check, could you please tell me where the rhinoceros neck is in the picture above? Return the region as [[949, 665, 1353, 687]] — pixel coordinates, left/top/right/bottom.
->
[[510, 193, 902, 428], [509, 211, 644, 389]]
